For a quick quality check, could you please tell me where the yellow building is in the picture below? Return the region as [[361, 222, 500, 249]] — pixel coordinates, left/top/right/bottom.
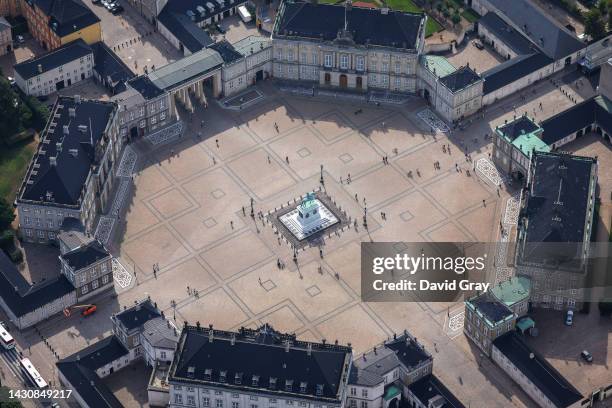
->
[[23, 0, 101, 51]]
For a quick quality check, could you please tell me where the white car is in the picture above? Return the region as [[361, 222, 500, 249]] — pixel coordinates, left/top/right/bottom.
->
[[7, 76, 16, 86], [565, 310, 574, 326]]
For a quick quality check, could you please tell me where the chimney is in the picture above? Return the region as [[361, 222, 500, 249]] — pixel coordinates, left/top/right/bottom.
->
[[69, 107, 76, 117], [49, 156, 57, 166], [285, 340, 290, 352], [209, 328, 214, 342], [37, 64, 43, 73], [307, 343, 312, 356], [63, 125, 69, 135], [231, 333, 236, 346]]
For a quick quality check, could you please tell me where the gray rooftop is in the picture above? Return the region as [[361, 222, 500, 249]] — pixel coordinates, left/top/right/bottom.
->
[[487, 0, 585, 59], [142, 317, 179, 350], [147, 48, 223, 91], [232, 35, 272, 57]]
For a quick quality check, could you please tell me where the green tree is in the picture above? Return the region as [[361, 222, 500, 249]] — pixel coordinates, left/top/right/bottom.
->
[[0, 197, 15, 231], [0, 386, 23, 407], [585, 8, 606, 39], [452, 12, 461, 25]]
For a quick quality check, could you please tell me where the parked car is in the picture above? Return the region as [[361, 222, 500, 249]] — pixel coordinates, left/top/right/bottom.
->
[[7, 76, 16, 86], [92, 0, 101, 4], [215, 23, 226, 34], [565, 310, 574, 326], [16, 35, 24, 44], [581, 350, 593, 363], [473, 39, 484, 50], [111, 4, 124, 14]]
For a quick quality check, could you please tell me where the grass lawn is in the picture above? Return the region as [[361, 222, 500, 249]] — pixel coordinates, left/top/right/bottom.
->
[[461, 8, 480, 23], [385, 0, 443, 36], [0, 140, 36, 202]]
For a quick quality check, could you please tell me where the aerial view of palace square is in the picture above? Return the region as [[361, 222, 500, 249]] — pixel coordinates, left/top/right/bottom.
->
[[0, 0, 611, 407]]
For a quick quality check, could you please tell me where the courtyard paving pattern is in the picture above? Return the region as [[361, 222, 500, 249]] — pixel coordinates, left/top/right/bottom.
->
[[35, 83, 549, 408]]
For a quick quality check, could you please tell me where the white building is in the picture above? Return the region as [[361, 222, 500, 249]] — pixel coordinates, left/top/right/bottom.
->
[[272, 1, 425, 94], [491, 333, 583, 408], [16, 96, 121, 242], [232, 35, 273, 87], [13, 39, 94, 96], [167, 324, 352, 408], [141, 316, 179, 367]]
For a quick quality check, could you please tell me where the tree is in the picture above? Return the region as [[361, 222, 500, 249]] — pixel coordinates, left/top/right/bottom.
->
[[0, 197, 15, 231], [452, 12, 461, 25], [585, 8, 606, 39]]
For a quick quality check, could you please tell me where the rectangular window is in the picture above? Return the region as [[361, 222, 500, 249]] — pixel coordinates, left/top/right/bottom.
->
[[232, 403, 239, 408], [92, 280, 99, 290], [175, 394, 183, 404], [382, 62, 388, 72], [361, 390, 368, 398], [161, 351, 167, 359], [203, 397, 210, 407], [188, 396, 196, 406], [102, 275, 109, 284], [324, 54, 332, 68], [340, 54, 348, 69], [356, 56, 364, 71], [216, 400, 223, 408], [81, 285, 89, 294]]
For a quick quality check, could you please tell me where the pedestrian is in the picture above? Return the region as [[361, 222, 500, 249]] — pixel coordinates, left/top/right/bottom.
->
[[355, 193, 358, 201], [212, 157, 216, 165], [187, 286, 191, 295], [340, 176, 343, 184], [285, 156, 289, 164], [267, 155, 271, 164], [230, 220, 234, 229], [215, 139, 219, 148], [242, 206, 245, 216], [482, 199, 486, 207]]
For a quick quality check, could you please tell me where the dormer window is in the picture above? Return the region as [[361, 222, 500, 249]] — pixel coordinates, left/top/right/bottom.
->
[[219, 371, 227, 383], [285, 380, 293, 392], [315, 385, 324, 396], [269, 378, 277, 390], [235, 373, 243, 385], [299, 382, 307, 393], [204, 369, 212, 380], [187, 366, 195, 378], [252, 375, 260, 387]]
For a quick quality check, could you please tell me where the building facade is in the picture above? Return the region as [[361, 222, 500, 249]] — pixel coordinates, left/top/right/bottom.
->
[[59, 239, 113, 301], [492, 115, 550, 179], [13, 39, 94, 96], [233, 36, 273, 86], [22, 0, 101, 51], [464, 292, 516, 356], [16, 96, 122, 242], [515, 152, 598, 311], [0, 16, 12, 55], [272, 1, 425, 94], [111, 298, 163, 361], [0, 0, 20, 17], [168, 324, 352, 408]]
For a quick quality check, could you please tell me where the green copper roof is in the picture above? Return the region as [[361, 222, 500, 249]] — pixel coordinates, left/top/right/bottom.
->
[[511, 133, 550, 157], [383, 385, 401, 401], [491, 276, 531, 307], [516, 317, 535, 332], [422, 55, 456, 78]]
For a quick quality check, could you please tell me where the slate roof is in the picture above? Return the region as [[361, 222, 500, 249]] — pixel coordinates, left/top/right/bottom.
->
[[465, 292, 514, 327], [60, 239, 110, 271], [33, 0, 100, 38], [0, 250, 75, 318], [493, 332, 582, 408], [157, 8, 214, 54], [274, 1, 425, 50], [349, 332, 431, 387], [142, 317, 179, 349], [147, 48, 223, 91], [486, 0, 585, 59], [482, 52, 552, 95], [18, 97, 116, 207], [169, 324, 351, 403], [126, 75, 165, 100], [518, 151, 596, 268], [233, 35, 272, 57], [407, 374, 465, 408], [114, 299, 161, 331], [56, 335, 128, 408], [478, 12, 537, 56], [497, 115, 540, 141], [14, 38, 92, 80], [438, 66, 481, 92], [91, 41, 135, 93], [209, 41, 243, 64], [541, 95, 612, 144]]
